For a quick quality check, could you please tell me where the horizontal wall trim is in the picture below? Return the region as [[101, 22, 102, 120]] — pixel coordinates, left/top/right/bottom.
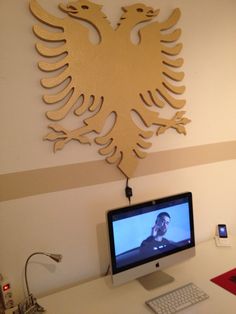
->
[[0, 141, 235, 202]]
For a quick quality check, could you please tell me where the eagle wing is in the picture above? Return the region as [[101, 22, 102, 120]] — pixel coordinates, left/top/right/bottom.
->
[[136, 8, 185, 111], [30, 0, 101, 121]]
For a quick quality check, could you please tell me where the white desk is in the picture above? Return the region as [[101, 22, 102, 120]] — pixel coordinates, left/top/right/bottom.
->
[[8, 237, 236, 314]]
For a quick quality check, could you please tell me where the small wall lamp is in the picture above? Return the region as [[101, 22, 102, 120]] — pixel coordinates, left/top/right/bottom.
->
[[14, 252, 62, 314]]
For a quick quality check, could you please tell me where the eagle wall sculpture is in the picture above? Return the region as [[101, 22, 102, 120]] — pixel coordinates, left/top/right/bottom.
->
[[29, 0, 190, 178]]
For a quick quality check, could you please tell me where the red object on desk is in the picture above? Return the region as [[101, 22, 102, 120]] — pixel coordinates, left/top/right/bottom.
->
[[211, 268, 236, 295]]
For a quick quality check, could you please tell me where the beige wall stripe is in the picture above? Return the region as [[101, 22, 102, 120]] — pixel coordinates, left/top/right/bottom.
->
[[136, 140, 236, 176], [0, 141, 235, 202]]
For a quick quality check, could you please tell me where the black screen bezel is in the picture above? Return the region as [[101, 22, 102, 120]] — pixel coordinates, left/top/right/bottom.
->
[[107, 192, 195, 275]]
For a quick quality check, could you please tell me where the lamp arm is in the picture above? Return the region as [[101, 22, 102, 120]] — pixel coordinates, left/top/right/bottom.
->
[[24, 252, 46, 296]]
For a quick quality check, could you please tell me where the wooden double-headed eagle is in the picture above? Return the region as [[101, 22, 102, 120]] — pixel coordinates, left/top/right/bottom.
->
[[30, 0, 190, 178]]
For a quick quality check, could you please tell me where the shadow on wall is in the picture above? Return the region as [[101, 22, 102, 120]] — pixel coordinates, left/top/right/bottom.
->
[[96, 223, 110, 276]]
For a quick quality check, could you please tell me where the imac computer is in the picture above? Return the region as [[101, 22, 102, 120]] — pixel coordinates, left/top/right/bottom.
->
[[106, 192, 195, 290]]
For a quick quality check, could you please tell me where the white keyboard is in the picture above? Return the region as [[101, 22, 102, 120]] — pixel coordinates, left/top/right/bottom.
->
[[145, 282, 209, 314]]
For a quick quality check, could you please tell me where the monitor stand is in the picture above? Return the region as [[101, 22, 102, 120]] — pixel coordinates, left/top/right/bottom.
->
[[137, 271, 174, 290]]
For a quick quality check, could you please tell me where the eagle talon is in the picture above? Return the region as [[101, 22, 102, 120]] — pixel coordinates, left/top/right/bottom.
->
[[44, 124, 91, 151], [156, 111, 191, 135]]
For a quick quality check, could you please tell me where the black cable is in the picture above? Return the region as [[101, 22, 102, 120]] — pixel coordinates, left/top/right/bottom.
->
[[125, 177, 133, 205]]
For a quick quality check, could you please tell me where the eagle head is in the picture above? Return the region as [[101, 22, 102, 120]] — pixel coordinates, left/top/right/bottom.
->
[[59, 0, 106, 20], [120, 4, 159, 23]]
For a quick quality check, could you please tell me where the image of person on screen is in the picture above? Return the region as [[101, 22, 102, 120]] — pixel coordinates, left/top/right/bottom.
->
[[140, 212, 176, 256]]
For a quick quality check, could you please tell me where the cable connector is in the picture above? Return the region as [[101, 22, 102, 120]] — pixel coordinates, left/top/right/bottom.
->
[[125, 178, 133, 204], [125, 186, 133, 199]]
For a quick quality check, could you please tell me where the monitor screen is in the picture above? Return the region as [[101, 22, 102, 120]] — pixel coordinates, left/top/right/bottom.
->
[[106, 192, 195, 289]]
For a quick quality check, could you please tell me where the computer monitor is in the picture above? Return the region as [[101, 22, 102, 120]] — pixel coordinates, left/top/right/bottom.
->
[[106, 192, 195, 290]]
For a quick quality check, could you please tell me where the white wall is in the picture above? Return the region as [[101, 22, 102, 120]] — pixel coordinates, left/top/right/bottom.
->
[[0, 0, 236, 304]]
